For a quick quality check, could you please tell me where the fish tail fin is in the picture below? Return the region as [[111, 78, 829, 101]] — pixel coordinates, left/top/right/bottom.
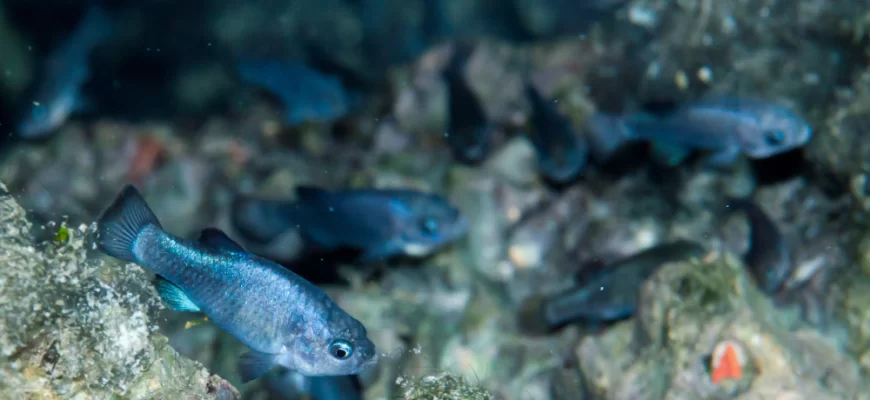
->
[[586, 112, 633, 162], [96, 185, 162, 263], [230, 195, 295, 244], [517, 295, 557, 336]]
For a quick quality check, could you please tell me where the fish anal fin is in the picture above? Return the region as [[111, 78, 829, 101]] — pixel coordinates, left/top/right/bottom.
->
[[238, 351, 281, 383]]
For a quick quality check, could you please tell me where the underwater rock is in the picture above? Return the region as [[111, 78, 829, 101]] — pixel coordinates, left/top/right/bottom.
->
[[396, 371, 494, 400], [576, 251, 869, 399], [0, 181, 240, 399]]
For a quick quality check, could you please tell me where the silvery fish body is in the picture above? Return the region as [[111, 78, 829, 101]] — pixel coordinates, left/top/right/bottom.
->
[[96, 185, 377, 383]]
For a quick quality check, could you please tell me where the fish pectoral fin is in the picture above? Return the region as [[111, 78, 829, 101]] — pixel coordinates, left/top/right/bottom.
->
[[153, 276, 201, 312], [703, 146, 740, 168], [650, 142, 691, 166], [238, 351, 281, 383], [198, 228, 247, 253]]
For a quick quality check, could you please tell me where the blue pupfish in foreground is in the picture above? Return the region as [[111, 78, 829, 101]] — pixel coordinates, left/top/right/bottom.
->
[[96, 185, 378, 383]]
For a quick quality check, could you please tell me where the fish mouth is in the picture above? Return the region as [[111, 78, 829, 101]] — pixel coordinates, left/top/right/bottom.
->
[[363, 353, 379, 368]]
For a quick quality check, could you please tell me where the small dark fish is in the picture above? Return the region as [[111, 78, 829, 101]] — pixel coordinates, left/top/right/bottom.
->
[[442, 44, 494, 163], [18, 5, 111, 138], [587, 96, 812, 166], [519, 240, 705, 333], [524, 82, 588, 183], [232, 186, 468, 262], [96, 185, 377, 382], [725, 198, 793, 295], [238, 60, 352, 126]]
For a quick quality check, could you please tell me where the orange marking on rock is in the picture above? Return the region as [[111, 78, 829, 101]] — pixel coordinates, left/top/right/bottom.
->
[[711, 342, 743, 383], [127, 136, 164, 186]]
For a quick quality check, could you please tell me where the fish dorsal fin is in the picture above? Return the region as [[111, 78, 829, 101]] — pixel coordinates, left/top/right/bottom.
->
[[198, 228, 246, 253], [295, 186, 330, 202]]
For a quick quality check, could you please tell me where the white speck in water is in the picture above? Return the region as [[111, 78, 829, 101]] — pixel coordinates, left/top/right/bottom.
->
[[803, 73, 820, 85], [697, 66, 713, 83], [759, 7, 770, 18], [329, 207, 334, 212]]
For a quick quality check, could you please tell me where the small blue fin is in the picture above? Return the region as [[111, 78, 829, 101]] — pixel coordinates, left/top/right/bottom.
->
[[96, 185, 162, 263], [198, 228, 246, 253], [295, 186, 330, 203], [239, 351, 280, 383], [650, 142, 691, 166], [153, 276, 200, 312], [703, 146, 740, 168]]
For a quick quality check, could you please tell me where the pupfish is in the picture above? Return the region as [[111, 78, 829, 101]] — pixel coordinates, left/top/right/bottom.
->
[[725, 197, 794, 295], [237, 60, 351, 126], [523, 81, 588, 183], [17, 5, 112, 138], [96, 185, 378, 382], [441, 43, 494, 163], [231, 186, 468, 262], [519, 240, 705, 333], [587, 96, 812, 166]]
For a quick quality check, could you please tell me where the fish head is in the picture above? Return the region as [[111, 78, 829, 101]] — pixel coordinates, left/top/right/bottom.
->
[[738, 105, 812, 158], [17, 94, 76, 138], [388, 193, 468, 257], [284, 312, 378, 376]]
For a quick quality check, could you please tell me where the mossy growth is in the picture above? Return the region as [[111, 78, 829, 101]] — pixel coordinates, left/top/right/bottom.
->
[[397, 371, 494, 400]]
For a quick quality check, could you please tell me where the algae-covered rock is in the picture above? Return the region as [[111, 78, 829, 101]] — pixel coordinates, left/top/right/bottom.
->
[[0, 182, 239, 399], [577, 252, 869, 399], [397, 371, 494, 400]]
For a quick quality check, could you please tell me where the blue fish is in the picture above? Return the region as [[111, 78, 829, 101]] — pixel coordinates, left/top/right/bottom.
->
[[725, 198, 793, 295], [524, 82, 588, 183], [18, 5, 111, 138], [238, 60, 351, 126], [519, 240, 705, 333], [231, 186, 468, 262], [442, 44, 494, 164], [96, 185, 378, 383], [587, 96, 812, 166]]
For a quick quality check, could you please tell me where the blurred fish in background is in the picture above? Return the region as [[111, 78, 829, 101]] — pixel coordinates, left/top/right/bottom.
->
[[523, 79, 588, 184], [231, 186, 469, 262], [237, 59, 354, 127], [16, 5, 111, 139], [587, 96, 813, 167]]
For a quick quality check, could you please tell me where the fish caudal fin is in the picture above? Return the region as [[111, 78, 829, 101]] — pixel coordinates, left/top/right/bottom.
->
[[153, 276, 201, 312], [96, 184, 162, 263], [239, 351, 280, 383]]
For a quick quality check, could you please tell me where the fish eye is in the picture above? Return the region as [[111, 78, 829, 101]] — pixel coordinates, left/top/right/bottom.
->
[[328, 339, 354, 360], [764, 130, 785, 146], [420, 217, 439, 235]]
